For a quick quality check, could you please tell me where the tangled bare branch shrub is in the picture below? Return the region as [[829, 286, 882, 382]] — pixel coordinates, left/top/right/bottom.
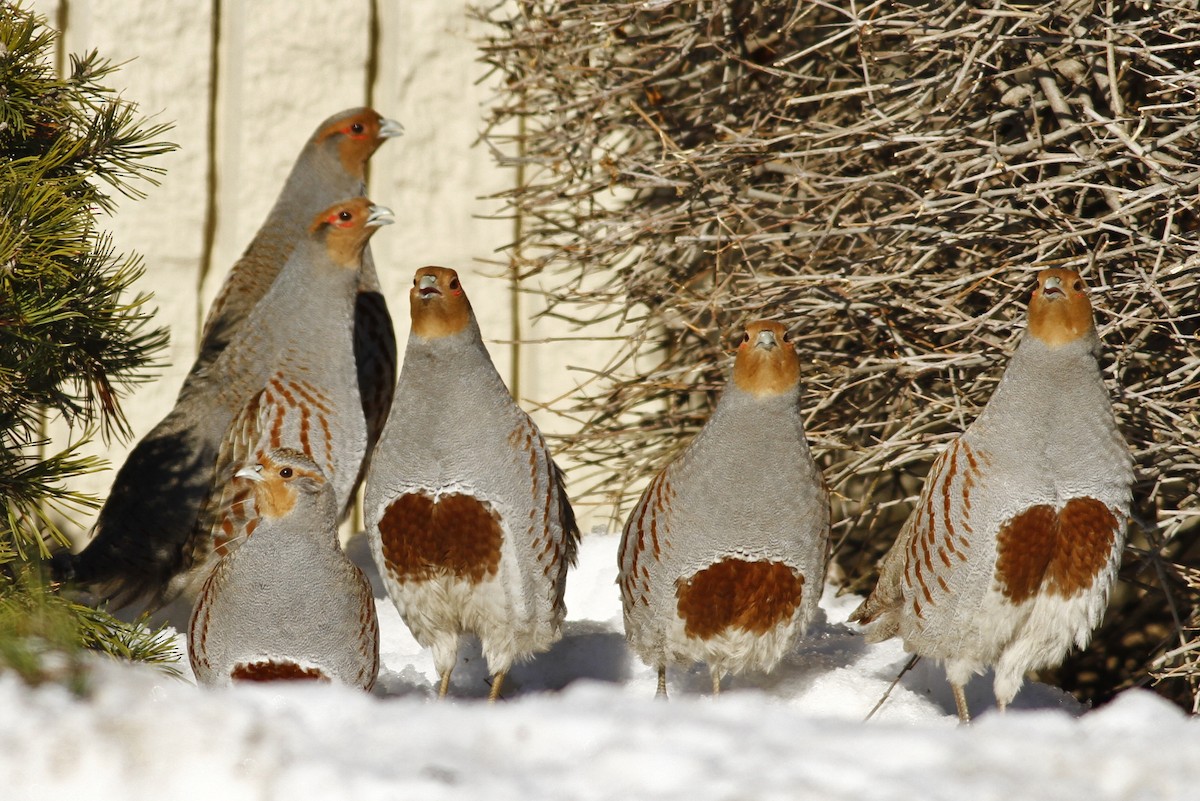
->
[[478, 0, 1200, 708]]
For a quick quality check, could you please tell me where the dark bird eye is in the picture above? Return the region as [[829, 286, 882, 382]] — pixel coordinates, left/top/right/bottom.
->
[[741, 332, 750, 344], [450, 278, 460, 290], [279, 467, 293, 478], [338, 210, 353, 221], [1073, 280, 1083, 291], [782, 331, 792, 343], [350, 122, 365, 134]]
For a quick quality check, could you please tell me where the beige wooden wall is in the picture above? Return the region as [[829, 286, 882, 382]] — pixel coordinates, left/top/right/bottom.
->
[[27, 0, 615, 538]]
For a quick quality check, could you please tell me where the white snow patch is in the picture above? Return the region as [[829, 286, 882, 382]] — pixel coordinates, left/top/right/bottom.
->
[[4, 532, 1198, 800]]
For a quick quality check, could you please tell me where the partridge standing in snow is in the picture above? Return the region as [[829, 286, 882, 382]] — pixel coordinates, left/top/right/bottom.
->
[[68, 199, 393, 608], [189, 448, 379, 690], [619, 320, 830, 698], [365, 267, 579, 701], [194, 108, 402, 475], [850, 269, 1133, 721]]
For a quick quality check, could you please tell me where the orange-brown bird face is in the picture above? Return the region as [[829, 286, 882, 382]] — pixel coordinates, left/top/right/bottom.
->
[[234, 448, 326, 520], [409, 266, 472, 339], [1027, 268, 1095, 347], [308, 197, 393, 266], [316, 108, 403, 178], [732, 320, 801, 397]]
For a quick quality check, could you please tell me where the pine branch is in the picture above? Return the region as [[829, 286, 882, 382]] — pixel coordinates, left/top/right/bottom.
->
[[0, 2, 179, 682]]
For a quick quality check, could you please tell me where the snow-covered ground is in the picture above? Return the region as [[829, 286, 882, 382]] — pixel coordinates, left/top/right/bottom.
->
[[5, 533, 1199, 800]]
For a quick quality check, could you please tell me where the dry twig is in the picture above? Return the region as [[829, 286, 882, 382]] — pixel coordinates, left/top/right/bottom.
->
[[478, 0, 1200, 709]]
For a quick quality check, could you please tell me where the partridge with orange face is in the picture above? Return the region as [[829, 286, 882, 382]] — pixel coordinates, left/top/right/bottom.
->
[[194, 107, 402, 500], [850, 269, 1133, 721], [365, 266, 579, 701], [618, 320, 830, 698], [68, 199, 392, 608], [189, 448, 379, 690]]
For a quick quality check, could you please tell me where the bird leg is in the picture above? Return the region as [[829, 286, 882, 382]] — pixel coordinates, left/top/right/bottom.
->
[[711, 669, 722, 696], [655, 666, 668, 700], [437, 669, 453, 700], [952, 682, 971, 724], [487, 671, 506, 703]]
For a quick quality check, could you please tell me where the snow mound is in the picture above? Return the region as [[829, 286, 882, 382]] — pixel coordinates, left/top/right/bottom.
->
[[4, 533, 1197, 800]]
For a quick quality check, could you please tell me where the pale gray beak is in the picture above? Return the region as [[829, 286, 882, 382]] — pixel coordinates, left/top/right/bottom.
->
[[367, 205, 395, 227], [1043, 275, 1065, 297], [418, 273, 440, 296], [379, 118, 404, 138], [755, 329, 779, 350], [235, 464, 265, 482]]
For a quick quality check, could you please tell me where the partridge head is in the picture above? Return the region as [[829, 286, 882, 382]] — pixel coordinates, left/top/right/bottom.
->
[[619, 318, 830, 698], [310, 196, 395, 263], [189, 448, 380, 690], [1027, 268, 1096, 347], [850, 269, 1132, 722], [410, 265, 472, 339], [733, 320, 803, 395], [311, 107, 404, 180]]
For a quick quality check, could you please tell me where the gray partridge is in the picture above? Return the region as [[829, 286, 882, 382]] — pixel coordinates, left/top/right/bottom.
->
[[68, 199, 393, 608], [364, 266, 579, 701], [192, 107, 401, 503], [850, 269, 1134, 722], [618, 320, 830, 698], [188, 447, 379, 690]]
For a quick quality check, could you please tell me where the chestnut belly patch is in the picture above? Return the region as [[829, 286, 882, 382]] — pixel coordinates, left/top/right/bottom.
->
[[675, 558, 805, 640], [995, 497, 1118, 603], [378, 491, 504, 583], [230, 660, 329, 682]]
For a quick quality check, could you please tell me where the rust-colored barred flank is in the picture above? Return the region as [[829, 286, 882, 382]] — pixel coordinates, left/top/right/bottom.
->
[[995, 497, 1118, 604], [675, 559, 805, 639], [231, 660, 330, 682], [379, 492, 504, 583]]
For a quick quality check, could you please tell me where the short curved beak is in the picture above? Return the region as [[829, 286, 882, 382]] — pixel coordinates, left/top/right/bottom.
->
[[235, 465, 265, 482], [367, 206, 395, 228], [1042, 275, 1065, 298], [379, 118, 404, 138], [755, 329, 779, 350], [418, 273, 441, 298]]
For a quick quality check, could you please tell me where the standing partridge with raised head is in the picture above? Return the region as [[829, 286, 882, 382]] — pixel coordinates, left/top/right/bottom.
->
[[850, 269, 1133, 722], [365, 266, 579, 701], [68, 199, 393, 608], [193, 107, 403, 497], [189, 447, 379, 690], [618, 320, 830, 698]]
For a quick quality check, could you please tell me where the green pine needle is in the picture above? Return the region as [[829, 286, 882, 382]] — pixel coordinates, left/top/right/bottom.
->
[[0, 2, 179, 686]]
